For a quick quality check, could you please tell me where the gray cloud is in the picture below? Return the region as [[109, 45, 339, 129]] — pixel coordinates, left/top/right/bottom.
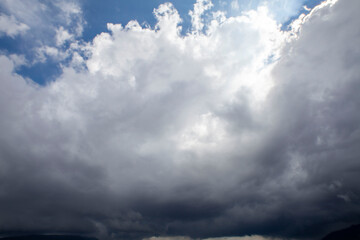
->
[[0, 0, 360, 240]]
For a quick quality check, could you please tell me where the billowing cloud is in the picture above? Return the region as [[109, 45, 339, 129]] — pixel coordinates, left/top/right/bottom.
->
[[0, 0, 360, 240], [0, 14, 29, 37]]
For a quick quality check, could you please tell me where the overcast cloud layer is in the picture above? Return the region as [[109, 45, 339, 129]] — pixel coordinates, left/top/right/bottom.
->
[[0, 0, 360, 240]]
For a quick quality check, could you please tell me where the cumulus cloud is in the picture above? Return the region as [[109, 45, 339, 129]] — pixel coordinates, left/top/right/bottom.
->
[[0, 14, 29, 37], [189, 0, 213, 32], [0, 0, 360, 240]]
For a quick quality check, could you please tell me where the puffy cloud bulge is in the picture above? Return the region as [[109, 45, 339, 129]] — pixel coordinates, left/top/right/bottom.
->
[[1, 0, 360, 239]]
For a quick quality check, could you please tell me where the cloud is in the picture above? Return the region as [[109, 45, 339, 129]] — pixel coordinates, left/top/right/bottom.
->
[[0, 0, 360, 240], [223, 0, 314, 23], [143, 237, 192, 240], [143, 236, 283, 240], [230, 1, 240, 11], [189, 0, 213, 32], [0, 0, 85, 63], [55, 26, 75, 46], [0, 14, 29, 37]]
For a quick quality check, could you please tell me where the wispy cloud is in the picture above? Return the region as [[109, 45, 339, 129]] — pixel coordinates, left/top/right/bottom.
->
[[0, 14, 29, 37]]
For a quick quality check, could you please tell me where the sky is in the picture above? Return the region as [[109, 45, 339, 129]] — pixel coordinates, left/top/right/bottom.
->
[[0, 0, 359, 240]]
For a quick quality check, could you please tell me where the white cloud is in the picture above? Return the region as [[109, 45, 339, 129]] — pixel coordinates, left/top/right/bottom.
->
[[0, 14, 29, 37], [231, 0, 240, 11], [8, 54, 27, 67], [55, 26, 74, 46], [189, 0, 214, 32]]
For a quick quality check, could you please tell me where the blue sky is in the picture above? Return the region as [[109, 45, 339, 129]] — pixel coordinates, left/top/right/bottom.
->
[[80, 0, 323, 40]]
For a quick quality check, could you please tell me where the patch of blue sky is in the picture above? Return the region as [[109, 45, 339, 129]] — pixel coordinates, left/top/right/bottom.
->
[[281, 0, 324, 30], [18, 60, 63, 85], [80, 0, 196, 41], [0, 31, 79, 84], [80, 0, 325, 39], [215, 0, 324, 28]]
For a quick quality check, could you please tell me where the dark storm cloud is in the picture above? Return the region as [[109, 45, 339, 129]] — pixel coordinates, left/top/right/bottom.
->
[[1, 0, 360, 240]]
